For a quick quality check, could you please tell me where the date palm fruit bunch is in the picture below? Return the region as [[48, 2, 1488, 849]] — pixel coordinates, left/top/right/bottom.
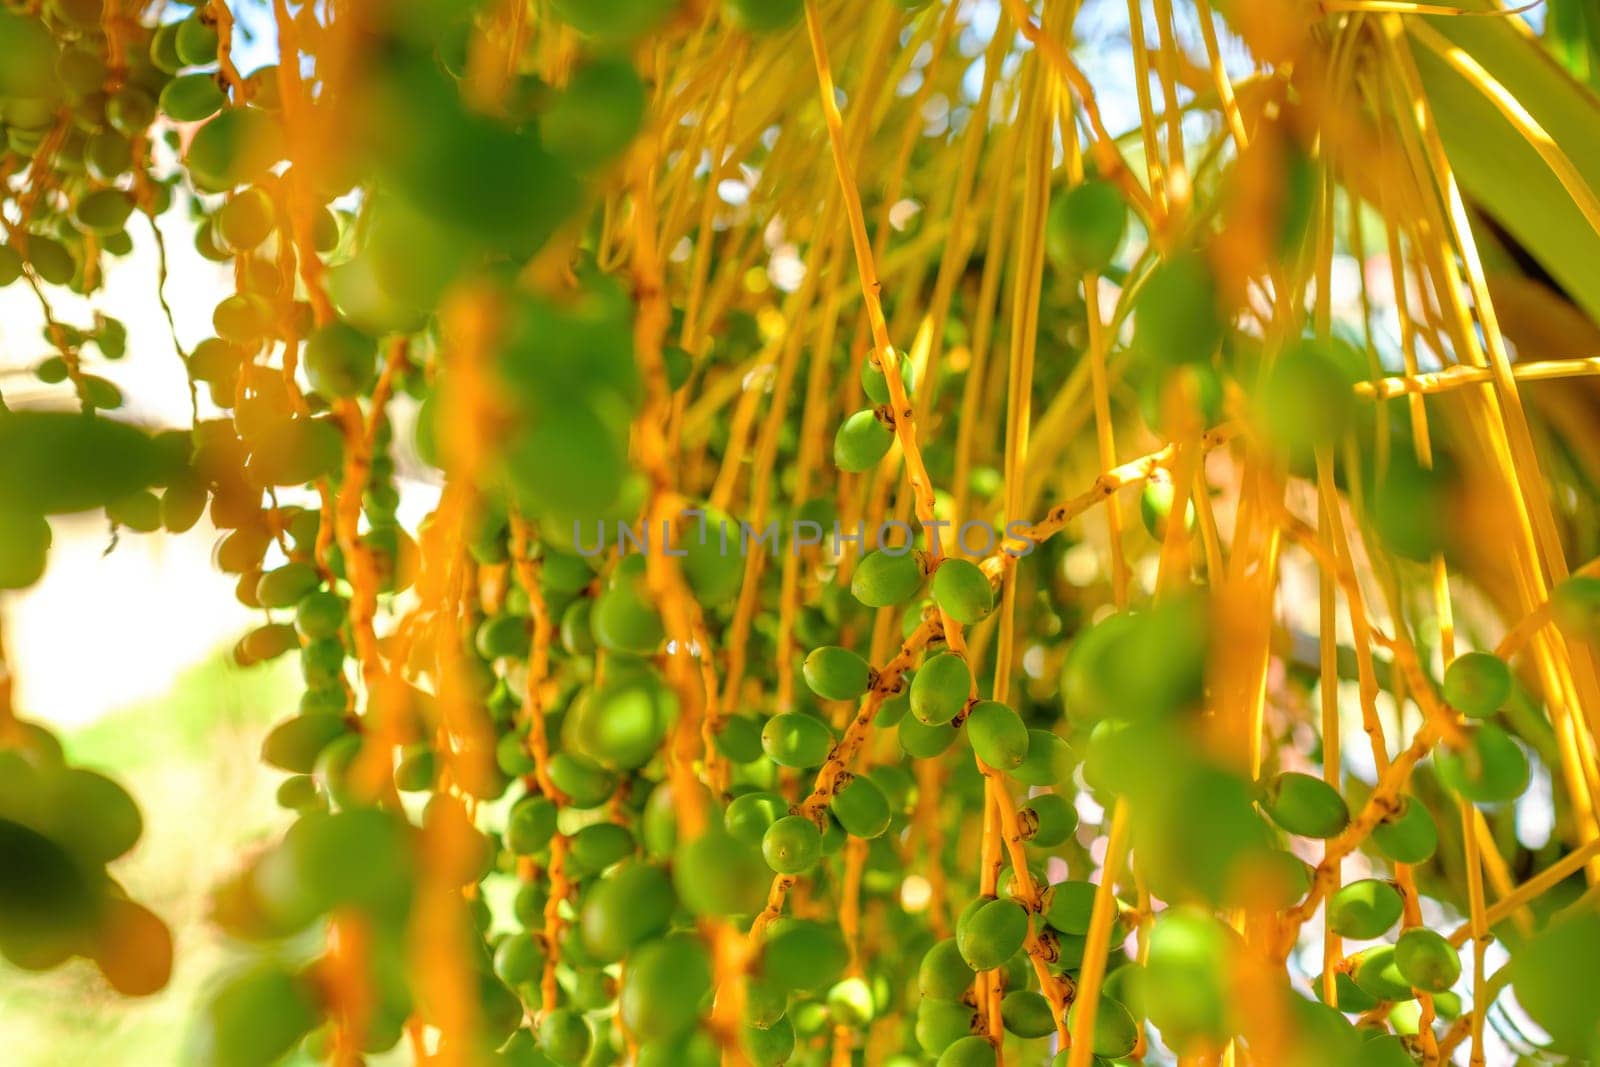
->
[[4, 0, 1600, 1064]]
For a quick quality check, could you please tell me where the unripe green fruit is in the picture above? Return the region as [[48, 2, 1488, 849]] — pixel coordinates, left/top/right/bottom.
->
[[1143, 907, 1237, 1053], [1327, 879, 1403, 940], [724, 0, 804, 33], [761, 919, 848, 991], [1509, 910, 1600, 1055], [833, 409, 893, 472], [569, 675, 677, 771], [910, 652, 971, 726], [1045, 180, 1126, 274], [567, 822, 636, 876], [580, 862, 675, 962], [1259, 771, 1349, 839], [1133, 252, 1222, 366], [957, 898, 1028, 971], [537, 1009, 591, 1065], [674, 831, 768, 916], [1441, 652, 1512, 718], [553, 751, 620, 809], [294, 590, 346, 640], [541, 57, 646, 170], [825, 975, 875, 1026], [1371, 796, 1438, 864], [1001, 989, 1055, 1038], [899, 714, 959, 759], [1012, 730, 1073, 787], [1020, 792, 1078, 846], [590, 581, 664, 655], [505, 795, 559, 855], [257, 562, 321, 609], [1434, 724, 1529, 804], [1551, 574, 1600, 643], [933, 558, 994, 626], [965, 700, 1028, 770], [73, 189, 134, 236], [743, 974, 789, 1028], [1140, 478, 1196, 541], [830, 775, 891, 839], [761, 712, 833, 768], [25, 235, 76, 287], [713, 714, 764, 764], [763, 815, 823, 874], [726, 791, 788, 846], [305, 322, 378, 398], [0, 511, 51, 590], [1351, 944, 1415, 1002], [394, 746, 435, 792], [919, 938, 976, 1000], [1066, 996, 1139, 1058], [275, 774, 322, 811], [851, 549, 924, 607], [187, 107, 285, 193], [160, 73, 226, 122], [261, 714, 349, 775], [175, 11, 220, 66], [917, 997, 979, 1055], [193, 963, 321, 1067], [1394, 927, 1460, 993], [620, 934, 712, 1041], [803, 645, 872, 702], [741, 1014, 795, 1066], [0, 246, 23, 288], [1043, 880, 1098, 936], [937, 1035, 998, 1067], [861, 353, 917, 405]]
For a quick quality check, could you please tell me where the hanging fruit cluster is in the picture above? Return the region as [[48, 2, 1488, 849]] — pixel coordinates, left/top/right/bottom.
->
[[5, 1, 1600, 1066]]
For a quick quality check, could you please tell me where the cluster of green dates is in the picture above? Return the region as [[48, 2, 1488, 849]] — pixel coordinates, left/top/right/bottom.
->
[[0, 717, 172, 997]]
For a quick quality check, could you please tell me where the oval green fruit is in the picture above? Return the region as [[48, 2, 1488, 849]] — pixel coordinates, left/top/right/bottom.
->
[[1001, 989, 1055, 1038], [918, 937, 975, 1000], [1043, 880, 1098, 937], [956, 898, 1028, 971], [965, 700, 1028, 770], [73, 188, 134, 235], [899, 714, 960, 759], [761, 919, 848, 991], [1143, 907, 1237, 1053], [580, 862, 675, 962], [937, 1035, 998, 1067], [833, 409, 893, 473], [1508, 909, 1600, 1055], [725, 791, 788, 847], [1012, 730, 1073, 788], [537, 1009, 591, 1065], [1046, 180, 1126, 274], [674, 830, 768, 916], [861, 352, 916, 405], [160, 73, 227, 123], [0, 511, 51, 590], [175, 10, 220, 66], [1066, 995, 1139, 1058], [761, 712, 833, 769], [1351, 944, 1415, 1002], [916, 998, 978, 1055], [619, 934, 712, 1041], [825, 975, 875, 1026], [1133, 252, 1222, 366], [1371, 796, 1437, 865], [1021, 792, 1078, 847], [762, 815, 823, 874], [851, 548, 924, 608], [1327, 879, 1403, 940], [1434, 724, 1529, 804], [933, 558, 994, 626], [910, 652, 971, 726], [830, 775, 891, 839], [1259, 771, 1349, 839], [1394, 927, 1460, 994], [802, 645, 871, 702], [505, 795, 559, 855], [304, 322, 377, 398], [261, 715, 349, 775], [1442, 651, 1512, 719], [193, 963, 321, 1067]]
